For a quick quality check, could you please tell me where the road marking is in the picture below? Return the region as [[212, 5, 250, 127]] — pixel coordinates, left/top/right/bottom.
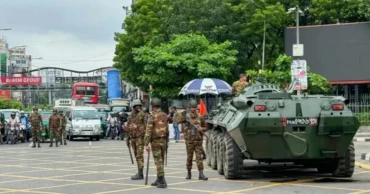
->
[[356, 161, 370, 170]]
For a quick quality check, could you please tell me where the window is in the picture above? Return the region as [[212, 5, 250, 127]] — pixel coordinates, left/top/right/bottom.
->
[[72, 110, 99, 119], [75, 86, 96, 95]]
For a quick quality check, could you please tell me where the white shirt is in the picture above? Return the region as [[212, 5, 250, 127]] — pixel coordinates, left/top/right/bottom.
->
[[8, 117, 20, 130]]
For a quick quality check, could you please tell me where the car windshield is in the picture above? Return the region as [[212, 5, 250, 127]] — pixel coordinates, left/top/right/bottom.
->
[[98, 112, 107, 119], [72, 110, 99, 120], [112, 107, 128, 112], [1, 111, 17, 119], [41, 113, 52, 121]]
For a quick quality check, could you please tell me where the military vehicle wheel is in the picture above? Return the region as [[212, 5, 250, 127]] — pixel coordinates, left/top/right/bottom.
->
[[223, 134, 244, 179], [211, 130, 220, 170], [332, 141, 355, 177], [217, 133, 225, 175], [206, 131, 212, 167]]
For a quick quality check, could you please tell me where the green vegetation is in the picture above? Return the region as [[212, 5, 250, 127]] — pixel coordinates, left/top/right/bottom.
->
[[114, 0, 370, 98], [0, 99, 24, 110]]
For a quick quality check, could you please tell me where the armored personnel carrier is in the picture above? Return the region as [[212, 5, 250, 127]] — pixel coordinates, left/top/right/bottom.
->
[[206, 80, 359, 179]]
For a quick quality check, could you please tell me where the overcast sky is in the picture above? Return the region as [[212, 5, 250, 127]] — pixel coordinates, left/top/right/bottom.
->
[[0, 0, 132, 71]]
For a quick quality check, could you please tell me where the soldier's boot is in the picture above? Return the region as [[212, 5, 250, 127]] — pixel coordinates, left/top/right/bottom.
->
[[131, 168, 144, 180], [64, 139, 67, 145], [186, 169, 191, 179], [32, 140, 36, 148], [199, 170, 208, 180], [156, 176, 167, 188], [151, 176, 160, 186], [49, 142, 53, 147], [37, 141, 41, 148]]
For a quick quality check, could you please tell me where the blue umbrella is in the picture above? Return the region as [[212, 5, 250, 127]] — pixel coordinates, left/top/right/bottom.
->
[[178, 78, 232, 96]]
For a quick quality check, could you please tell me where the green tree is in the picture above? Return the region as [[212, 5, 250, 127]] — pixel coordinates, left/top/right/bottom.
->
[[246, 54, 330, 94], [113, 0, 167, 91], [132, 34, 238, 98], [0, 99, 24, 110]]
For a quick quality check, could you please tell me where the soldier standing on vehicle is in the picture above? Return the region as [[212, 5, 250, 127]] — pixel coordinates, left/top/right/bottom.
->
[[232, 73, 248, 96], [29, 107, 43, 148], [127, 99, 146, 180], [48, 109, 61, 147], [179, 99, 208, 180], [58, 110, 67, 146], [144, 98, 168, 188]]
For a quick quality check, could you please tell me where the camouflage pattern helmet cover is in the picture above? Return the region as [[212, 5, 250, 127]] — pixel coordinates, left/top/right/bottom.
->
[[32, 107, 38, 110], [131, 99, 142, 107], [189, 99, 198, 108], [58, 110, 63, 114], [53, 109, 58, 113], [151, 98, 161, 106]]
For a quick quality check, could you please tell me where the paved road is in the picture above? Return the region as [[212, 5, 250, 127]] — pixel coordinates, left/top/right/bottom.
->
[[0, 139, 370, 194]]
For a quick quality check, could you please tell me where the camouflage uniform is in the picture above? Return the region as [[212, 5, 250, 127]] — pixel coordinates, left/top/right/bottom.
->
[[178, 100, 208, 180], [59, 111, 67, 145], [232, 80, 247, 96], [127, 99, 146, 180], [29, 107, 42, 148], [144, 98, 168, 188], [49, 109, 61, 147]]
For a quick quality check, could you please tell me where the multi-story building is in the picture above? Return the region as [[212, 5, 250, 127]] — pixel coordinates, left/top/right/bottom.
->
[[0, 37, 9, 76], [8, 47, 31, 76]]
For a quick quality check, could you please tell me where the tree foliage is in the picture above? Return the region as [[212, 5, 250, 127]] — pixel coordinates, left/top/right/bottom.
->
[[246, 54, 330, 94], [0, 99, 24, 110], [132, 34, 238, 97], [114, 0, 370, 96]]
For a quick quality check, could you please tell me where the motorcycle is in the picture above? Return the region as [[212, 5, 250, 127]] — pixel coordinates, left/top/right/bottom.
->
[[6, 123, 18, 145], [18, 123, 26, 143], [118, 122, 126, 141], [109, 124, 117, 140]]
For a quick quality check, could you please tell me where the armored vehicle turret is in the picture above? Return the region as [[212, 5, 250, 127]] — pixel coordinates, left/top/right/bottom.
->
[[206, 81, 359, 179]]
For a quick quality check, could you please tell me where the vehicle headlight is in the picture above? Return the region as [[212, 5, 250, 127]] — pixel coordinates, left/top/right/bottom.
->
[[94, 124, 100, 129], [72, 125, 81, 131]]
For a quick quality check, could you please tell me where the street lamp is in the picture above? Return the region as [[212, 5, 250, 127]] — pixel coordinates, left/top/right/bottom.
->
[[287, 6, 305, 57], [250, 0, 266, 69]]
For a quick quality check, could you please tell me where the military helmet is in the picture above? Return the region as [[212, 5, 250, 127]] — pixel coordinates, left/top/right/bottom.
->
[[58, 110, 63, 114], [53, 109, 58, 113], [131, 99, 142, 107], [32, 107, 38, 110], [188, 99, 198, 108], [151, 98, 161, 107]]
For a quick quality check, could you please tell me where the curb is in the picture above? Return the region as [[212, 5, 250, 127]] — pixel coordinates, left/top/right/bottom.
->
[[353, 138, 370, 142], [361, 153, 370, 161], [355, 133, 370, 137]]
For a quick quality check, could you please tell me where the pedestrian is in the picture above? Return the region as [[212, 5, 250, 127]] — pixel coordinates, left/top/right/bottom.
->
[[196, 105, 206, 160], [170, 106, 180, 143], [48, 109, 61, 147], [58, 110, 67, 145], [127, 99, 146, 180], [0, 112, 4, 145], [180, 99, 208, 180], [29, 107, 42, 148], [144, 98, 168, 188], [232, 73, 248, 96]]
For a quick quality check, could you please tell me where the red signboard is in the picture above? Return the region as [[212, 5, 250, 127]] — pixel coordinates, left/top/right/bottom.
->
[[0, 90, 11, 99], [1, 76, 42, 85]]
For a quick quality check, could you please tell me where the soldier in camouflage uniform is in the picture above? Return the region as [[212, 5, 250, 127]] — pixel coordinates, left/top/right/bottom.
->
[[144, 98, 168, 188], [49, 109, 61, 147], [178, 99, 208, 180], [58, 110, 67, 146], [232, 73, 248, 96], [127, 99, 146, 180], [29, 107, 43, 148]]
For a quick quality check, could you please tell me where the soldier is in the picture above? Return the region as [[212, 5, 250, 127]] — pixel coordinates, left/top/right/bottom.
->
[[179, 99, 208, 180], [127, 99, 146, 180], [232, 73, 248, 96], [49, 109, 61, 147], [58, 110, 67, 146], [29, 107, 42, 148], [144, 98, 168, 188]]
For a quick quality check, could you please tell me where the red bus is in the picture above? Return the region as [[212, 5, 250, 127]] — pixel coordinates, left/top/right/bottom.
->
[[72, 82, 99, 104]]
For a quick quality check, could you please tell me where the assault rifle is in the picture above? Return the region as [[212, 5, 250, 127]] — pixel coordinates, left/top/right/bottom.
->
[[181, 111, 210, 141]]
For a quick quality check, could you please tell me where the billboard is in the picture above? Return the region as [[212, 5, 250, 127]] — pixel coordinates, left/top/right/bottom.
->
[[0, 90, 11, 99], [0, 76, 42, 85], [284, 22, 370, 82], [55, 76, 102, 84], [0, 53, 6, 76]]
